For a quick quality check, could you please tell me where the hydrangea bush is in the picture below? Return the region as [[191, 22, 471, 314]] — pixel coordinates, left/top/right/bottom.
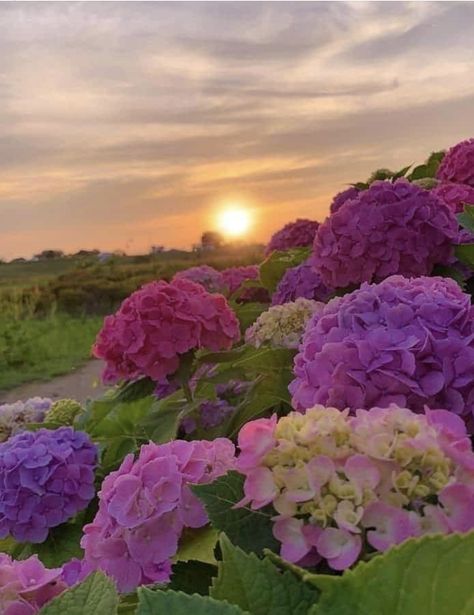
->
[[272, 259, 333, 305], [329, 186, 360, 214], [436, 138, 474, 186], [432, 182, 474, 213], [0, 397, 52, 442], [265, 219, 320, 255], [236, 405, 474, 570], [172, 265, 226, 293]]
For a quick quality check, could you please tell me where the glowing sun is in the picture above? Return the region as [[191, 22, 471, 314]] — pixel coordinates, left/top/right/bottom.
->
[[217, 206, 252, 237]]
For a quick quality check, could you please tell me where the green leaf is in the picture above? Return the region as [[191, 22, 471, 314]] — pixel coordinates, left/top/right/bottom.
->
[[233, 302, 268, 333], [308, 532, 474, 615], [32, 521, 83, 567], [392, 164, 412, 179], [192, 472, 279, 554], [455, 244, 474, 269], [458, 204, 474, 234], [260, 248, 311, 293], [174, 526, 219, 565], [39, 572, 118, 615], [211, 534, 319, 615], [169, 561, 217, 596], [137, 588, 249, 615]]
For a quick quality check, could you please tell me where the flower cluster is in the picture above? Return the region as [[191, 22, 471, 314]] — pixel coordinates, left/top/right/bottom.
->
[[181, 399, 235, 434], [272, 259, 333, 305], [312, 179, 458, 288], [93, 278, 240, 384], [221, 265, 259, 295], [265, 219, 320, 255], [172, 265, 226, 293], [329, 186, 360, 214], [436, 138, 474, 186], [0, 554, 67, 614], [0, 397, 52, 442], [236, 405, 474, 570], [290, 276, 474, 424], [0, 427, 97, 543], [245, 298, 323, 350], [45, 399, 84, 426], [432, 182, 474, 213], [81, 438, 235, 592]]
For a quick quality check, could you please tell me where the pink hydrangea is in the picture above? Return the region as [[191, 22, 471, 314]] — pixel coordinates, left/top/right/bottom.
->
[[81, 438, 235, 592], [0, 554, 66, 614], [221, 265, 259, 295], [236, 405, 474, 570], [265, 219, 320, 256], [312, 179, 458, 288], [93, 278, 240, 384], [436, 138, 474, 186], [172, 266, 226, 293], [432, 182, 474, 213]]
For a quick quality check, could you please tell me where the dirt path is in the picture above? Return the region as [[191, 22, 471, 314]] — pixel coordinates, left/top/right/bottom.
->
[[0, 360, 108, 405]]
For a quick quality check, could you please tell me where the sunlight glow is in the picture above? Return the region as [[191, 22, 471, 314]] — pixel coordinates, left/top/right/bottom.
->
[[217, 206, 252, 237]]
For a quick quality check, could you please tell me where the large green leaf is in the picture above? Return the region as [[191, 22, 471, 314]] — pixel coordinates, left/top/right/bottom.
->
[[192, 472, 279, 554], [137, 588, 249, 615], [174, 526, 219, 565], [455, 243, 474, 269], [458, 204, 474, 233], [32, 521, 83, 567], [169, 561, 217, 596], [308, 532, 474, 615], [260, 248, 310, 293], [211, 535, 319, 615], [39, 572, 118, 614]]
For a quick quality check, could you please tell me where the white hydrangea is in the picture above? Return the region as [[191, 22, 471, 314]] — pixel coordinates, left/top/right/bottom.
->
[[0, 397, 52, 442], [245, 298, 323, 349]]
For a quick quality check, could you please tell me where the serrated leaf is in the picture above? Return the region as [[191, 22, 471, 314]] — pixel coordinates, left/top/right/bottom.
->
[[137, 588, 249, 615], [192, 472, 279, 554], [211, 534, 319, 615], [260, 248, 310, 293], [39, 572, 118, 615], [308, 532, 474, 615], [233, 302, 268, 333], [174, 526, 219, 565]]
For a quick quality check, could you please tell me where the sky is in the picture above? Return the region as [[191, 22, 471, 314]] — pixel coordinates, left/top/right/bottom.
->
[[1, 1, 474, 259]]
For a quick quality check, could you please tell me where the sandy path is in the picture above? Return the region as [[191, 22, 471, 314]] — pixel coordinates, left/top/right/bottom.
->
[[0, 360, 108, 405]]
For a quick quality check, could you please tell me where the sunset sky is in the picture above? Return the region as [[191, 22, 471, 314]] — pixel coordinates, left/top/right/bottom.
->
[[1, 1, 474, 259]]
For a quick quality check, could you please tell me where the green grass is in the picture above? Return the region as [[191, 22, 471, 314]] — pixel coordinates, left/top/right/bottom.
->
[[0, 314, 103, 390]]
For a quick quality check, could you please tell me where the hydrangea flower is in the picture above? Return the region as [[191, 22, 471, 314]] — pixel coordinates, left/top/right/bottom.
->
[[45, 399, 83, 426], [236, 405, 474, 570], [221, 265, 259, 295], [93, 278, 240, 384], [0, 554, 67, 614], [245, 298, 323, 350], [0, 398, 52, 442], [172, 265, 226, 293], [0, 427, 97, 543], [312, 179, 458, 288], [272, 259, 333, 305], [265, 219, 319, 255], [81, 438, 235, 592], [436, 138, 474, 186], [181, 399, 235, 434], [290, 276, 474, 425], [432, 182, 474, 213], [329, 186, 360, 214]]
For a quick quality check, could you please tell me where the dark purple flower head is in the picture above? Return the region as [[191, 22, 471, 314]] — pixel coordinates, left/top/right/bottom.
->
[[312, 179, 458, 288], [329, 186, 361, 214], [265, 219, 319, 256], [272, 258, 334, 305], [94, 278, 240, 384], [436, 138, 474, 186], [172, 265, 226, 293], [432, 182, 474, 213], [0, 427, 97, 543], [290, 276, 474, 427], [181, 399, 235, 434]]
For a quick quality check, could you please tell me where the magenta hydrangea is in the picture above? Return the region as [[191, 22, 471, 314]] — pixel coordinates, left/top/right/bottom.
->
[[172, 265, 226, 293], [235, 405, 474, 570], [81, 438, 235, 592], [432, 182, 474, 213], [290, 276, 474, 425], [93, 278, 240, 384], [0, 427, 97, 543], [272, 259, 333, 305], [221, 265, 259, 295], [313, 180, 458, 288], [265, 219, 320, 256], [436, 138, 474, 186], [329, 186, 360, 214], [0, 554, 67, 614]]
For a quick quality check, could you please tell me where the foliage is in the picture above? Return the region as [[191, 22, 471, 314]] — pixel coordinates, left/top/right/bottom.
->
[[39, 572, 118, 615]]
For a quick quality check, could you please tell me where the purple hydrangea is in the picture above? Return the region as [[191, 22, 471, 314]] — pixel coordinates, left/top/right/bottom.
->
[[172, 265, 226, 293], [0, 427, 97, 543], [81, 438, 235, 593], [329, 186, 361, 214], [436, 138, 474, 186], [0, 397, 52, 442], [181, 399, 235, 434], [272, 258, 334, 305], [290, 276, 474, 426], [432, 182, 474, 213], [265, 219, 320, 255], [312, 179, 458, 288]]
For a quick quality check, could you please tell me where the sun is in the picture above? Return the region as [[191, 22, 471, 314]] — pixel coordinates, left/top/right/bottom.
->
[[217, 206, 252, 238]]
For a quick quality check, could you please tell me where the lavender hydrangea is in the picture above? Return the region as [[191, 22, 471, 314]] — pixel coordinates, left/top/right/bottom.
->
[[312, 179, 458, 288], [0, 427, 97, 543], [436, 138, 474, 186], [290, 276, 474, 426], [272, 259, 333, 305], [265, 219, 319, 255], [0, 397, 52, 442], [181, 399, 235, 434], [432, 182, 474, 213], [172, 265, 226, 293], [329, 186, 360, 214]]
